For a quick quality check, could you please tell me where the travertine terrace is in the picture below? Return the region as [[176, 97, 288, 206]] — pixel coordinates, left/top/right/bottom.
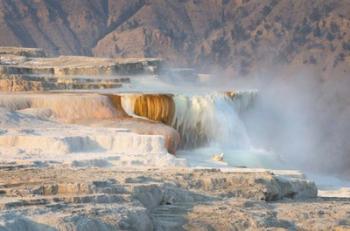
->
[[0, 166, 322, 230], [0, 47, 350, 231], [0, 47, 161, 91]]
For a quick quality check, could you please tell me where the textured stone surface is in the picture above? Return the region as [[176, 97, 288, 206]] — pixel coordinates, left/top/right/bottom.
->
[[0, 94, 181, 156], [184, 198, 350, 231], [0, 48, 162, 92], [0, 166, 330, 231], [0, 47, 45, 58]]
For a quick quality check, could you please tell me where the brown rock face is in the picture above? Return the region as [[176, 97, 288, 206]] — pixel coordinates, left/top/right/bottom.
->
[[0, 0, 349, 74]]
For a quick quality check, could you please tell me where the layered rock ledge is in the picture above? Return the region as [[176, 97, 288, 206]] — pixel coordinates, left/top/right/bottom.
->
[[0, 93, 180, 155], [0, 165, 329, 231], [0, 47, 46, 58], [0, 47, 162, 91]]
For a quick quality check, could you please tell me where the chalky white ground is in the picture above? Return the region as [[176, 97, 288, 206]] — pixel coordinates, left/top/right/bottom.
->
[[0, 104, 349, 199], [0, 107, 184, 167], [1, 106, 350, 230]]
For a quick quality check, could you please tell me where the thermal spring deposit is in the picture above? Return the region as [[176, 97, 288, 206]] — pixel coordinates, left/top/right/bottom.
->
[[0, 48, 349, 231]]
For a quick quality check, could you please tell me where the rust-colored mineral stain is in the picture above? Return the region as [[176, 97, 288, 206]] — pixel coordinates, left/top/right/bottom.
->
[[225, 91, 236, 99], [133, 94, 175, 125]]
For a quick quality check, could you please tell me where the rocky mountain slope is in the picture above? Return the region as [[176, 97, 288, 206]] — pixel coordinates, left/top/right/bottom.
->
[[1, 1, 350, 176], [0, 0, 349, 74]]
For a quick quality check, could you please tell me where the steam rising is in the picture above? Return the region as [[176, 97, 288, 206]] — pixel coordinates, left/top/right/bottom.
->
[[231, 67, 350, 177], [171, 93, 252, 149], [1, 66, 349, 178]]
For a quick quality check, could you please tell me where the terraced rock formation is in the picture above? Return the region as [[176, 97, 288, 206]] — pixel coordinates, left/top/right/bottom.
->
[[0, 47, 161, 91], [0, 166, 329, 231], [0, 48, 254, 154], [0, 93, 181, 155]]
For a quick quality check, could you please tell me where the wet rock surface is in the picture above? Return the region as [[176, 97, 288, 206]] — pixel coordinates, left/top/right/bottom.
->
[[0, 47, 349, 230], [0, 166, 347, 231]]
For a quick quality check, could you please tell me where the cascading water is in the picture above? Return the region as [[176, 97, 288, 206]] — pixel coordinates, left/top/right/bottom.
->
[[120, 94, 138, 116], [120, 90, 282, 168], [171, 93, 252, 149]]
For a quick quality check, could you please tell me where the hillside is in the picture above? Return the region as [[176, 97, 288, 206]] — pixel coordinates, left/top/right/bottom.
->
[[0, 0, 349, 75]]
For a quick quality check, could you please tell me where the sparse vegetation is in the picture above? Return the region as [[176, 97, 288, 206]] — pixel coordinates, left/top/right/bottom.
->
[[231, 23, 250, 42], [309, 55, 317, 64], [212, 37, 230, 65], [342, 42, 350, 50], [330, 22, 339, 34], [262, 5, 272, 17], [0, 0, 349, 75], [327, 32, 335, 41], [313, 25, 323, 37], [310, 7, 322, 22]]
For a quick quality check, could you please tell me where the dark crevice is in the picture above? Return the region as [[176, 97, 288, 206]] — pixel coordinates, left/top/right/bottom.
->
[[102, 0, 109, 17]]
